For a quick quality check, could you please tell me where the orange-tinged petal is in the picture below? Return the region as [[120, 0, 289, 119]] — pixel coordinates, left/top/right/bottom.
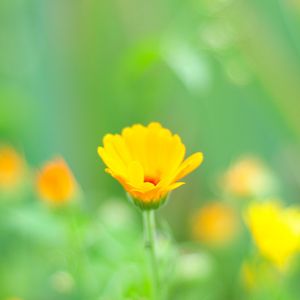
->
[[131, 182, 156, 194]]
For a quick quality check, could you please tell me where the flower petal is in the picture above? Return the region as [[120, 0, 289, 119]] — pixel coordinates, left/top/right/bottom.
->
[[122, 124, 148, 169], [97, 146, 127, 177], [127, 161, 144, 186], [174, 152, 204, 181], [166, 181, 185, 192], [160, 134, 186, 178]]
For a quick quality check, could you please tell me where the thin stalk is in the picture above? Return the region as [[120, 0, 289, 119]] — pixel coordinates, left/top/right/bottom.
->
[[143, 210, 159, 300]]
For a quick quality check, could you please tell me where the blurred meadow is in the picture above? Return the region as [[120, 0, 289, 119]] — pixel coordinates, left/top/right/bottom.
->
[[1, 0, 300, 299]]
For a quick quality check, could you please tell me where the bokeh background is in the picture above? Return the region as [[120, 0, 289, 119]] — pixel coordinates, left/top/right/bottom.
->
[[1, 0, 300, 299]]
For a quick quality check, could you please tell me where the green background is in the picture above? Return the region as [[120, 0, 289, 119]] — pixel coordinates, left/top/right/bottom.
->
[[1, 0, 300, 299]]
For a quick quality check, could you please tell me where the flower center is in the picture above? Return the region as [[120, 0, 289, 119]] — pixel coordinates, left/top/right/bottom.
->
[[144, 176, 159, 186]]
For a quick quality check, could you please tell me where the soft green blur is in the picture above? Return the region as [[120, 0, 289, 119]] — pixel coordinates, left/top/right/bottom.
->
[[1, 0, 300, 299]]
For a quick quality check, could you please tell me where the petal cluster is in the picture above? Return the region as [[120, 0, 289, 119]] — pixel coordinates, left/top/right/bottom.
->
[[98, 122, 203, 208], [192, 202, 238, 246], [0, 145, 25, 189], [37, 158, 77, 204], [223, 157, 274, 198], [245, 201, 300, 268]]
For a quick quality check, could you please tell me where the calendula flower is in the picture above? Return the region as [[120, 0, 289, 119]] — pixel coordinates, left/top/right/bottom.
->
[[0, 145, 25, 189], [192, 202, 238, 246], [222, 156, 275, 198], [37, 158, 76, 204], [245, 201, 300, 269], [97, 122, 203, 210]]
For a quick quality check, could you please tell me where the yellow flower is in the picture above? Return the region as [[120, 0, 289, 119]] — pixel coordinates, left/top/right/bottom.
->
[[0, 145, 25, 189], [192, 202, 238, 246], [245, 201, 300, 269], [37, 158, 76, 204], [97, 122, 203, 209], [222, 157, 274, 198]]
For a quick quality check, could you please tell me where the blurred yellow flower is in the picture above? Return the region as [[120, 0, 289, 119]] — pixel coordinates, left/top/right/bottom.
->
[[245, 201, 300, 268], [0, 145, 24, 189], [240, 259, 277, 291], [98, 122, 203, 209], [37, 158, 76, 204], [192, 202, 238, 246], [222, 156, 274, 198]]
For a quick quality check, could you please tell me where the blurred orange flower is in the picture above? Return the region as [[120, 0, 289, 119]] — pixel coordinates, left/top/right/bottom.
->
[[97, 122, 203, 210], [0, 145, 25, 189], [222, 156, 274, 198], [192, 202, 239, 246], [37, 158, 76, 204]]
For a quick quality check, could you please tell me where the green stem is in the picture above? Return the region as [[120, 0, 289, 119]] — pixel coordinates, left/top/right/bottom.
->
[[143, 210, 159, 300]]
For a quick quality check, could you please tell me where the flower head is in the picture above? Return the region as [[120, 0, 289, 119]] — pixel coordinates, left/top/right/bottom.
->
[[37, 158, 76, 204], [192, 202, 238, 246], [245, 201, 300, 269], [97, 122, 203, 209], [0, 145, 25, 189], [222, 156, 275, 198]]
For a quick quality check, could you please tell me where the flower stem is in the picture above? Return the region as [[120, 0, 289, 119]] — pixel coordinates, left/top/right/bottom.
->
[[143, 210, 159, 300]]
